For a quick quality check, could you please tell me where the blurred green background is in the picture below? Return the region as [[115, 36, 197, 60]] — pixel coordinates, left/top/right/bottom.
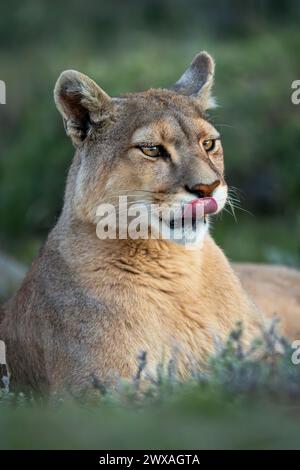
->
[[0, 0, 300, 268], [1, 1, 300, 451]]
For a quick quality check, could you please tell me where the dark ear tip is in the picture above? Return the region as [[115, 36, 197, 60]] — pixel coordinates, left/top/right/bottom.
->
[[54, 71, 79, 108], [54, 70, 82, 96], [56, 70, 82, 83], [191, 51, 215, 75]]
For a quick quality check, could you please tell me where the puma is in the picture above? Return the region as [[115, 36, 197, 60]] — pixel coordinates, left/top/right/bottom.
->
[[1, 52, 299, 393]]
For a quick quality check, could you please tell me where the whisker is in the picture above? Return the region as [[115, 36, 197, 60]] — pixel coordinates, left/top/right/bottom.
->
[[227, 201, 253, 216], [213, 123, 237, 129], [97, 201, 164, 221], [222, 206, 236, 219], [228, 186, 245, 199], [227, 198, 237, 223], [100, 193, 166, 205], [227, 197, 241, 205]]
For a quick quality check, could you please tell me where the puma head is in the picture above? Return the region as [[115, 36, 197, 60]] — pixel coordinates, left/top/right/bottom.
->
[[54, 52, 227, 247]]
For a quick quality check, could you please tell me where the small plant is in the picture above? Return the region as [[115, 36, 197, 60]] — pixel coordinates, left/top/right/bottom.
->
[[1, 319, 300, 406], [1, 320, 300, 449]]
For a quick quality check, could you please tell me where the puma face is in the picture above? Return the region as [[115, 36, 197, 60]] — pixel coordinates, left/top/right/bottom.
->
[[54, 52, 228, 247]]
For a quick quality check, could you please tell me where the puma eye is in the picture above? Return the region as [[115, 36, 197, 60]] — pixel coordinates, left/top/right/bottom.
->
[[202, 139, 216, 152], [139, 145, 165, 158]]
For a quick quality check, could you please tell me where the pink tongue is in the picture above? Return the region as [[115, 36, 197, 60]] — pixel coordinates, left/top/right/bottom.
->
[[184, 197, 218, 218]]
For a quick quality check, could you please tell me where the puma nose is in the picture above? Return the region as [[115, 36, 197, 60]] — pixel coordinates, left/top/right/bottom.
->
[[186, 180, 220, 198]]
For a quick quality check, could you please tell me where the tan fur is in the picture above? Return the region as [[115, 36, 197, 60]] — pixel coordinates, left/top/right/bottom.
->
[[0, 53, 298, 393], [234, 263, 300, 339]]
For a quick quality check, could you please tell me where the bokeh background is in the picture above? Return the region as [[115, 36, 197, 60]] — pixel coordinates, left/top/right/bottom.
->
[[0, 0, 300, 299]]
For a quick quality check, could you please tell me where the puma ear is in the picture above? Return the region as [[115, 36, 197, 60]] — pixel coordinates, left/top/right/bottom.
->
[[54, 70, 112, 146], [170, 52, 216, 110]]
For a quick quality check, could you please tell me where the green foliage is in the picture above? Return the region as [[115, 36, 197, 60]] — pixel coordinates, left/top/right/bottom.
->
[[1, 322, 300, 449]]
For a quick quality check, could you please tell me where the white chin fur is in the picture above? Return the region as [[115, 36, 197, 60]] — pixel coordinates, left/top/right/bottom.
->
[[149, 184, 228, 249], [150, 216, 209, 250], [213, 184, 228, 213]]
